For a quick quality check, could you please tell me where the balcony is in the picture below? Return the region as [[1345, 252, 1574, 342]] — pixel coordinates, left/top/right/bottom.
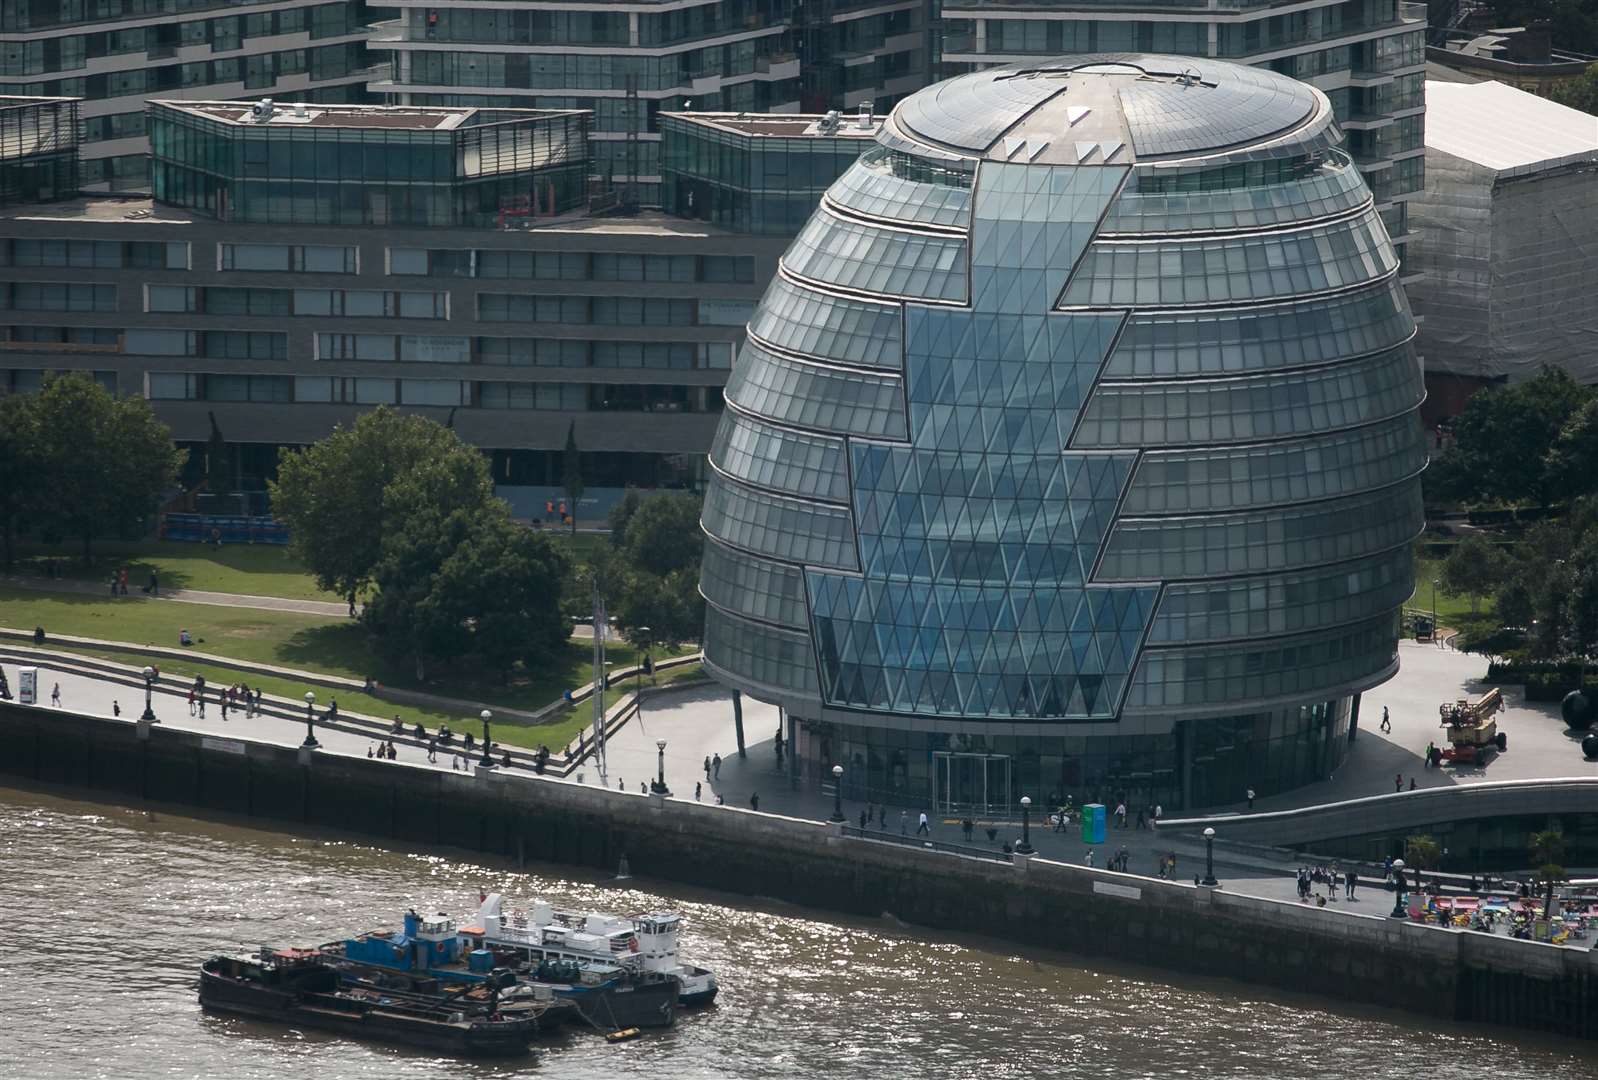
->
[[1339, 112, 1396, 130]]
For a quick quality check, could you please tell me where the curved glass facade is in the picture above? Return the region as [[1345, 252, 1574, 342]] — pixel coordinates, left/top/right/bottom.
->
[[700, 55, 1426, 812]]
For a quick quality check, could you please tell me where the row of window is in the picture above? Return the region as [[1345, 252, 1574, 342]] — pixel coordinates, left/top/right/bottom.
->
[[146, 286, 448, 319], [1125, 612, 1398, 711], [703, 471, 859, 571], [784, 208, 968, 303], [1097, 478, 1425, 581], [0, 2, 361, 47], [703, 604, 819, 695], [1148, 546, 1414, 645], [6, 40, 367, 101], [220, 243, 356, 274], [699, 536, 811, 630], [726, 338, 908, 440], [748, 275, 903, 370], [111, 328, 737, 370], [710, 409, 849, 504], [390, 248, 755, 284], [147, 372, 726, 411], [477, 294, 700, 327], [1073, 344, 1422, 448], [0, 282, 116, 312], [0, 239, 186, 270]]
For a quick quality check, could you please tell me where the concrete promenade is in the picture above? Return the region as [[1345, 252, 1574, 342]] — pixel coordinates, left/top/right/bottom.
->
[[2, 640, 1587, 929]]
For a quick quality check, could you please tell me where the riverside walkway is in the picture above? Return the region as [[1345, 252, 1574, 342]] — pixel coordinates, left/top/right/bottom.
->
[[2, 641, 1589, 924]]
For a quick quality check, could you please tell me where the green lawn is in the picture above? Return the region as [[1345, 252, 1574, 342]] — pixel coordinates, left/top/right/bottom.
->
[[13, 541, 339, 602], [1408, 553, 1495, 628], [13, 531, 613, 606], [1, 583, 694, 725]]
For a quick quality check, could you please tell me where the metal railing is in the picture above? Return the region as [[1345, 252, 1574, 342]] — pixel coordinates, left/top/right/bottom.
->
[[842, 825, 1015, 864]]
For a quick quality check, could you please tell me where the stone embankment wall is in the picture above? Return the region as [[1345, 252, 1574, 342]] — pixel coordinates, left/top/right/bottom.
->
[[4, 702, 1596, 1041]]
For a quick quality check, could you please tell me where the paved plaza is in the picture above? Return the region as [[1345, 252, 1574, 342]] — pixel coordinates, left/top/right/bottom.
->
[[3, 639, 1590, 912]]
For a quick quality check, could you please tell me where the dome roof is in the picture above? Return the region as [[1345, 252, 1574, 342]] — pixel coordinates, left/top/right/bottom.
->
[[889, 54, 1328, 164]]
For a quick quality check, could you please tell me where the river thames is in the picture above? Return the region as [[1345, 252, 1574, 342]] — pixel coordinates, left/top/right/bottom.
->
[[2, 787, 1594, 1079]]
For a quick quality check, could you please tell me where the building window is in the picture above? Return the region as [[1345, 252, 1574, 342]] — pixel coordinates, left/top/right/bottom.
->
[[10, 282, 116, 312], [221, 243, 356, 273]]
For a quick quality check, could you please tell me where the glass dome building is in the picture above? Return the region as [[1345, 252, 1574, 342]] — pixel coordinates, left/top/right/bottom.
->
[[699, 56, 1426, 813]]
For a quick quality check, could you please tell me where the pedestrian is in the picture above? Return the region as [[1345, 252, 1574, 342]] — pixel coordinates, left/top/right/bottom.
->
[[368, 744, 376, 758], [149, 570, 159, 596], [712, 753, 722, 779], [1154, 804, 1162, 823], [900, 810, 909, 835], [386, 740, 397, 759], [1246, 787, 1256, 811], [704, 756, 711, 780], [113, 700, 120, 717], [695, 781, 702, 801], [1114, 801, 1127, 828], [916, 811, 930, 836], [1409, 777, 1417, 791], [187, 689, 196, 716], [640, 782, 647, 794], [197, 690, 205, 717], [1084, 849, 1094, 868], [119, 568, 128, 596], [750, 792, 760, 811], [220, 692, 229, 720], [878, 804, 886, 829], [1167, 851, 1177, 877], [427, 738, 437, 763], [1424, 740, 1435, 768], [962, 817, 974, 841], [1380, 706, 1391, 733], [1395, 773, 1403, 793], [859, 808, 868, 829], [1346, 871, 1358, 899], [110, 573, 118, 596], [618, 778, 625, 791], [50, 682, 60, 707], [715, 794, 725, 805]]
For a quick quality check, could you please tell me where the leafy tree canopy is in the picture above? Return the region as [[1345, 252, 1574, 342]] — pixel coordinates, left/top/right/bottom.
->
[[1439, 533, 1510, 613], [26, 373, 185, 563], [1429, 368, 1593, 506], [268, 407, 485, 606]]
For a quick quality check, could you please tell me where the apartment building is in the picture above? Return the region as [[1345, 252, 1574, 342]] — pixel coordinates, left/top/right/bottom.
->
[[1, 0, 376, 191]]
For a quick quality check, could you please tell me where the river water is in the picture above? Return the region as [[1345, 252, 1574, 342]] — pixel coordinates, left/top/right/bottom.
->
[[2, 787, 1594, 1080]]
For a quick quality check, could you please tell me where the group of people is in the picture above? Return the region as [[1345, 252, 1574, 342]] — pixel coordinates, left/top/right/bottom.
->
[[368, 740, 399, 760], [186, 679, 263, 719], [1297, 864, 1357, 903], [108, 569, 159, 597]]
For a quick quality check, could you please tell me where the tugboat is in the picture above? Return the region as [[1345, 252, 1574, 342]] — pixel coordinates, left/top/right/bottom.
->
[[323, 904, 678, 1031], [475, 896, 719, 1008], [198, 948, 550, 1057]]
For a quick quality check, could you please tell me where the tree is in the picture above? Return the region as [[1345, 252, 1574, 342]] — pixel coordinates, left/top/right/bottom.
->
[[269, 408, 488, 613], [1531, 829, 1567, 916], [1551, 62, 1598, 116], [621, 491, 704, 577], [1545, 396, 1598, 499], [562, 420, 583, 536], [612, 565, 704, 647], [606, 487, 646, 548], [1439, 534, 1510, 613], [1429, 368, 1593, 506], [0, 393, 39, 569], [28, 373, 185, 562], [1404, 834, 1442, 871], [426, 513, 570, 680]]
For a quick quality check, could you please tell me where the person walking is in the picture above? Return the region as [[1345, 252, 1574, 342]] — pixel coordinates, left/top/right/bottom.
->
[[1346, 871, 1358, 899], [1114, 801, 1127, 829], [1380, 706, 1391, 733], [1084, 849, 1095, 868], [118, 569, 129, 596], [899, 810, 909, 836], [50, 682, 61, 707], [916, 811, 930, 836], [962, 817, 974, 842], [1394, 773, 1403, 793], [749, 792, 760, 811], [1246, 788, 1256, 811], [878, 804, 886, 829], [110, 573, 119, 597], [704, 756, 711, 781], [712, 753, 722, 779], [1409, 777, 1417, 791], [149, 570, 159, 596], [187, 688, 197, 716], [695, 782, 703, 802]]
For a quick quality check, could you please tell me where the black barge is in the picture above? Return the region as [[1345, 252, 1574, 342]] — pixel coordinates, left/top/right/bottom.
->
[[199, 949, 554, 1057]]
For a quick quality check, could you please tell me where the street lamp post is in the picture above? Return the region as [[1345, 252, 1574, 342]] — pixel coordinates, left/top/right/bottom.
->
[[1390, 858, 1408, 918], [140, 666, 157, 722], [654, 738, 670, 795], [635, 625, 651, 703], [480, 709, 495, 768], [302, 691, 319, 749], [1201, 826, 1218, 886], [1430, 578, 1438, 643], [829, 764, 846, 823], [1016, 795, 1035, 854]]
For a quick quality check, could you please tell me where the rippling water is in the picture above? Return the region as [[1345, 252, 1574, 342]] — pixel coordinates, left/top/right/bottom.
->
[[2, 787, 1595, 1080]]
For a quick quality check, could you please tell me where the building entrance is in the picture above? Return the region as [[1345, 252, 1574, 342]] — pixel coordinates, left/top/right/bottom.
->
[[934, 752, 1011, 817]]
